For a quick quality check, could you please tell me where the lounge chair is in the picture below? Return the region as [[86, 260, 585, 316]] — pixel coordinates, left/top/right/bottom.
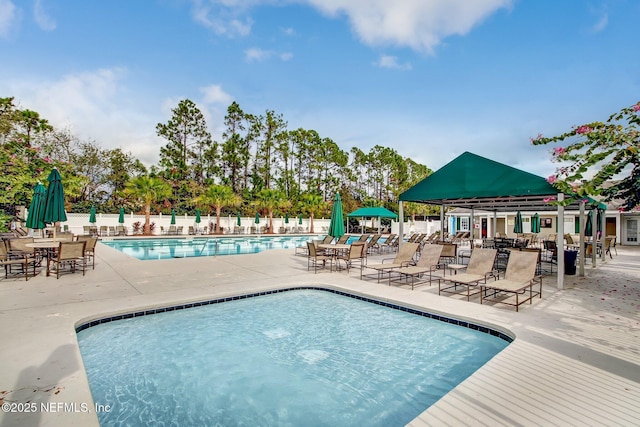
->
[[306, 241, 332, 273], [379, 234, 398, 253], [357, 234, 370, 242], [367, 234, 382, 254], [391, 244, 445, 289], [439, 248, 497, 301], [437, 242, 457, 265], [361, 242, 419, 282], [336, 234, 350, 244], [480, 250, 542, 311]]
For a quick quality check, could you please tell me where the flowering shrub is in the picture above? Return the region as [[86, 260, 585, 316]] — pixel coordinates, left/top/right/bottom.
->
[[532, 101, 640, 211]]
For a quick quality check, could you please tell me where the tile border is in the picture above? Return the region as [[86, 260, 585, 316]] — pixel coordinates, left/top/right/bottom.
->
[[75, 287, 513, 343]]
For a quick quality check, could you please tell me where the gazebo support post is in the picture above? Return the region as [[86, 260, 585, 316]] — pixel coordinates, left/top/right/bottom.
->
[[557, 193, 565, 290], [398, 201, 404, 248], [440, 205, 445, 241], [591, 209, 597, 268], [493, 211, 497, 238], [600, 208, 606, 261], [579, 201, 586, 277]]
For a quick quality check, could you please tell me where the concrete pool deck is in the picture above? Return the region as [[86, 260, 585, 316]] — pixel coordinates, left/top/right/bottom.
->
[[0, 241, 638, 426]]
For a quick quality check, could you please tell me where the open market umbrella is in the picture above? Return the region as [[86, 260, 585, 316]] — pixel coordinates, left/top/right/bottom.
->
[[513, 211, 523, 234], [328, 193, 345, 239], [118, 207, 125, 224], [43, 168, 67, 240], [89, 205, 97, 224], [26, 182, 47, 231], [170, 209, 176, 225], [531, 213, 541, 234]]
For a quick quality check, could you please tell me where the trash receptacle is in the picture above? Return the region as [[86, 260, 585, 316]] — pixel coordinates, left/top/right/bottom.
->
[[564, 250, 578, 275]]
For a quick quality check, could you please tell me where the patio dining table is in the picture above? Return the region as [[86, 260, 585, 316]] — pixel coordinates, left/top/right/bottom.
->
[[318, 243, 351, 271], [25, 241, 60, 277]]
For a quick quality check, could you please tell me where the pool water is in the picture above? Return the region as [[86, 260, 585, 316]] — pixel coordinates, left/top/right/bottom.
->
[[101, 236, 324, 260], [77, 290, 509, 426]]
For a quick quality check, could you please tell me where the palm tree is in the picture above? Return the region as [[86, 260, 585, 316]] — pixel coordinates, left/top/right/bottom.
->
[[124, 175, 171, 235], [298, 193, 326, 233], [254, 189, 290, 234], [196, 184, 241, 234]]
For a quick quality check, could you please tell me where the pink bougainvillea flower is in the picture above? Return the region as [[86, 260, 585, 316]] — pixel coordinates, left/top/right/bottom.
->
[[543, 196, 557, 203], [529, 133, 544, 143], [576, 125, 592, 134], [43, 157, 52, 163], [552, 147, 566, 156], [633, 103, 640, 112], [546, 175, 557, 184]]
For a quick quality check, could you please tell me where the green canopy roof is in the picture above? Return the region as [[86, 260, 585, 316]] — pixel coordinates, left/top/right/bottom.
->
[[400, 152, 604, 212], [347, 207, 398, 219]]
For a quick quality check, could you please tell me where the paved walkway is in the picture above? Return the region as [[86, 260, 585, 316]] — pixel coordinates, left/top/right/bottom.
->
[[0, 241, 638, 426]]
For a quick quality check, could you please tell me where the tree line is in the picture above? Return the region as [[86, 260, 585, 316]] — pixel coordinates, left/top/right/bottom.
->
[[1, 96, 437, 233]]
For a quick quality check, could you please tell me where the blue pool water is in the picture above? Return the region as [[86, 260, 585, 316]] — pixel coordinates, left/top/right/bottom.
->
[[101, 236, 328, 260], [77, 289, 509, 426]]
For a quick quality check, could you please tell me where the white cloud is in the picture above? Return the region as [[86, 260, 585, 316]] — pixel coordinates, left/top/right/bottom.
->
[[190, 0, 252, 37], [374, 54, 411, 70], [591, 12, 608, 33], [34, 0, 55, 31], [281, 26, 295, 36], [200, 84, 233, 105], [303, 0, 513, 53], [0, 0, 18, 38], [245, 47, 292, 62], [3, 68, 166, 166]]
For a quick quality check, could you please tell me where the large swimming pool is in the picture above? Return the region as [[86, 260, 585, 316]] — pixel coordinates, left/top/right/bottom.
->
[[101, 236, 326, 260], [77, 288, 510, 426]]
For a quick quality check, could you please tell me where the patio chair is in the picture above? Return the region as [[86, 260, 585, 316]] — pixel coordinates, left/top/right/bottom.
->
[[76, 235, 98, 269], [480, 250, 542, 311], [367, 234, 382, 254], [306, 241, 332, 273], [606, 235, 617, 256], [361, 242, 419, 282], [336, 242, 367, 274], [53, 241, 87, 279], [99, 226, 108, 236], [391, 244, 445, 290], [1, 240, 37, 281], [357, 234, 370, 242], [436, 242, 457, 265], [439, 248, 497, 301], [176, 226, 184, 235]]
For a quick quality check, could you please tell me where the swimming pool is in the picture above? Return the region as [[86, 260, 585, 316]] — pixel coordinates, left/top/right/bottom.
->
[[101, 236, 325, 260], [77, 288, 510, 426]]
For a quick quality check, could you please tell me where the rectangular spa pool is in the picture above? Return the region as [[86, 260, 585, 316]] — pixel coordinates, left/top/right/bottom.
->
[[77, 288, 510, 426]]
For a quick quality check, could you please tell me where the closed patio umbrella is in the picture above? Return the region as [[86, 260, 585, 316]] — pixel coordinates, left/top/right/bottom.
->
[[26, 182, 47, 232], [255, 213, 260, 224], [585, 210, 595, 237], [195, 209, 201, 224], [328, 193, 345, 239], [531, 213, 541, 234], [513, 211, 523, 234], [285, 213, 289, 224], [170, 209, 176, 225], [43, 167, 67, 240], [237, 212, 241, 227], [89, 205, 97, 224], [118, 207, 125, 224], [298, 214, 303, 225]]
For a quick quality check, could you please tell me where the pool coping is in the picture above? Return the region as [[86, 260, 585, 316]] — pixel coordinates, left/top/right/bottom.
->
[[1, 243, 639, 426]]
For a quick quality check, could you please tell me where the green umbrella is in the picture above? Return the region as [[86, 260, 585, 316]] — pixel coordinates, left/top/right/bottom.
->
[[25, 182, 46, 230], [298, 214, 303, 225], [328, 193, 345, 239], [285, 213, 289, 224], [43, 168, 67, 240], [585, 210, 594, 236], [89, 205, 97, 224], [170, 209, 176, 225], [195, 209, 201, 224], [254, 213, 260, 224], [118, 207, 125, 224], [531, 213, 540, 234], [237, 212, 241, 227], [513, 211, 523, 234]]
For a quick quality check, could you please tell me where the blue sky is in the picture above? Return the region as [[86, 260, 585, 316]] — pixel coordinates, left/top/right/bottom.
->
[[1, 0, 638, 178]]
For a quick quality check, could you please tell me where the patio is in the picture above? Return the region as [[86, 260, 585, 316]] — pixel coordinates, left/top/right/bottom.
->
[[0, 241, 638, 426]]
